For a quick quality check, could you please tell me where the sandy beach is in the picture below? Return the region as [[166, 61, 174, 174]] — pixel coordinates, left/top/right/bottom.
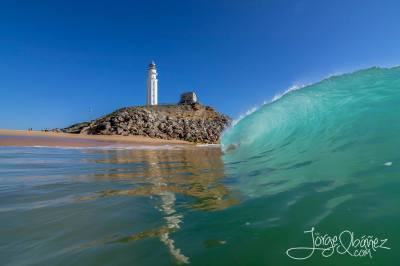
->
[[0, 129, 191, 147]]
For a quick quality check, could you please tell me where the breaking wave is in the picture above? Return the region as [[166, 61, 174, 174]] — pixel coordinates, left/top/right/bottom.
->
[[221, 66, 400, 197]]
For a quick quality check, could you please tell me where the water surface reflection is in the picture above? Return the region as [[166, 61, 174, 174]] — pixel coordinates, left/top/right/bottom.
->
[[79, 146, 238, 264]]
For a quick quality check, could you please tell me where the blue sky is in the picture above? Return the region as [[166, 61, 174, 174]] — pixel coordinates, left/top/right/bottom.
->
[[1, 0, 400, 129]]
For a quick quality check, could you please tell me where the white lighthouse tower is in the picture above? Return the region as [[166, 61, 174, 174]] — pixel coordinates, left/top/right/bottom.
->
[[147, 61, 158, 105]]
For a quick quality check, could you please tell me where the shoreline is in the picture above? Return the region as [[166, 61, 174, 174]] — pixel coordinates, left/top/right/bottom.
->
[[0, 129, 192, 148]]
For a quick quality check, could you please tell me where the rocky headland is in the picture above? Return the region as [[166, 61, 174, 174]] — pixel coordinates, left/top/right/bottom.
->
[[60, 103, 231, 144]]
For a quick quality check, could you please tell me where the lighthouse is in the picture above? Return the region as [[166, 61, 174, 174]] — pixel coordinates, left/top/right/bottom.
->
[[147, 61, 158, 105]]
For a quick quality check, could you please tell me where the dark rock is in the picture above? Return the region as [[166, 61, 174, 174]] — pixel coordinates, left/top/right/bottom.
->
[[60, 104, 231, 144]]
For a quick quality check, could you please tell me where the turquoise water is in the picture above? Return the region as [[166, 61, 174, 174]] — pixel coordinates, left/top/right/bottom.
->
[[1, 67, 400, 265]]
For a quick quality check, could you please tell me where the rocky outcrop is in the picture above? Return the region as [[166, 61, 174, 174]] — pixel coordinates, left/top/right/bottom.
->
[[61, 103, 231, 144]]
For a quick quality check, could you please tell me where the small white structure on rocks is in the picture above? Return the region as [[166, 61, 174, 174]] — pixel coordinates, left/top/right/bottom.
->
[[147, 61, 158, 105], [179, 92, 198, 105]]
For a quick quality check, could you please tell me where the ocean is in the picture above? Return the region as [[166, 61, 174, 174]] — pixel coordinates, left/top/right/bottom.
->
[[1, 66, 400, 265]]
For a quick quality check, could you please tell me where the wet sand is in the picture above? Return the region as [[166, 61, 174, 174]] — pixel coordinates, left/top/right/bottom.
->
[[0, 129, 191, 147]]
